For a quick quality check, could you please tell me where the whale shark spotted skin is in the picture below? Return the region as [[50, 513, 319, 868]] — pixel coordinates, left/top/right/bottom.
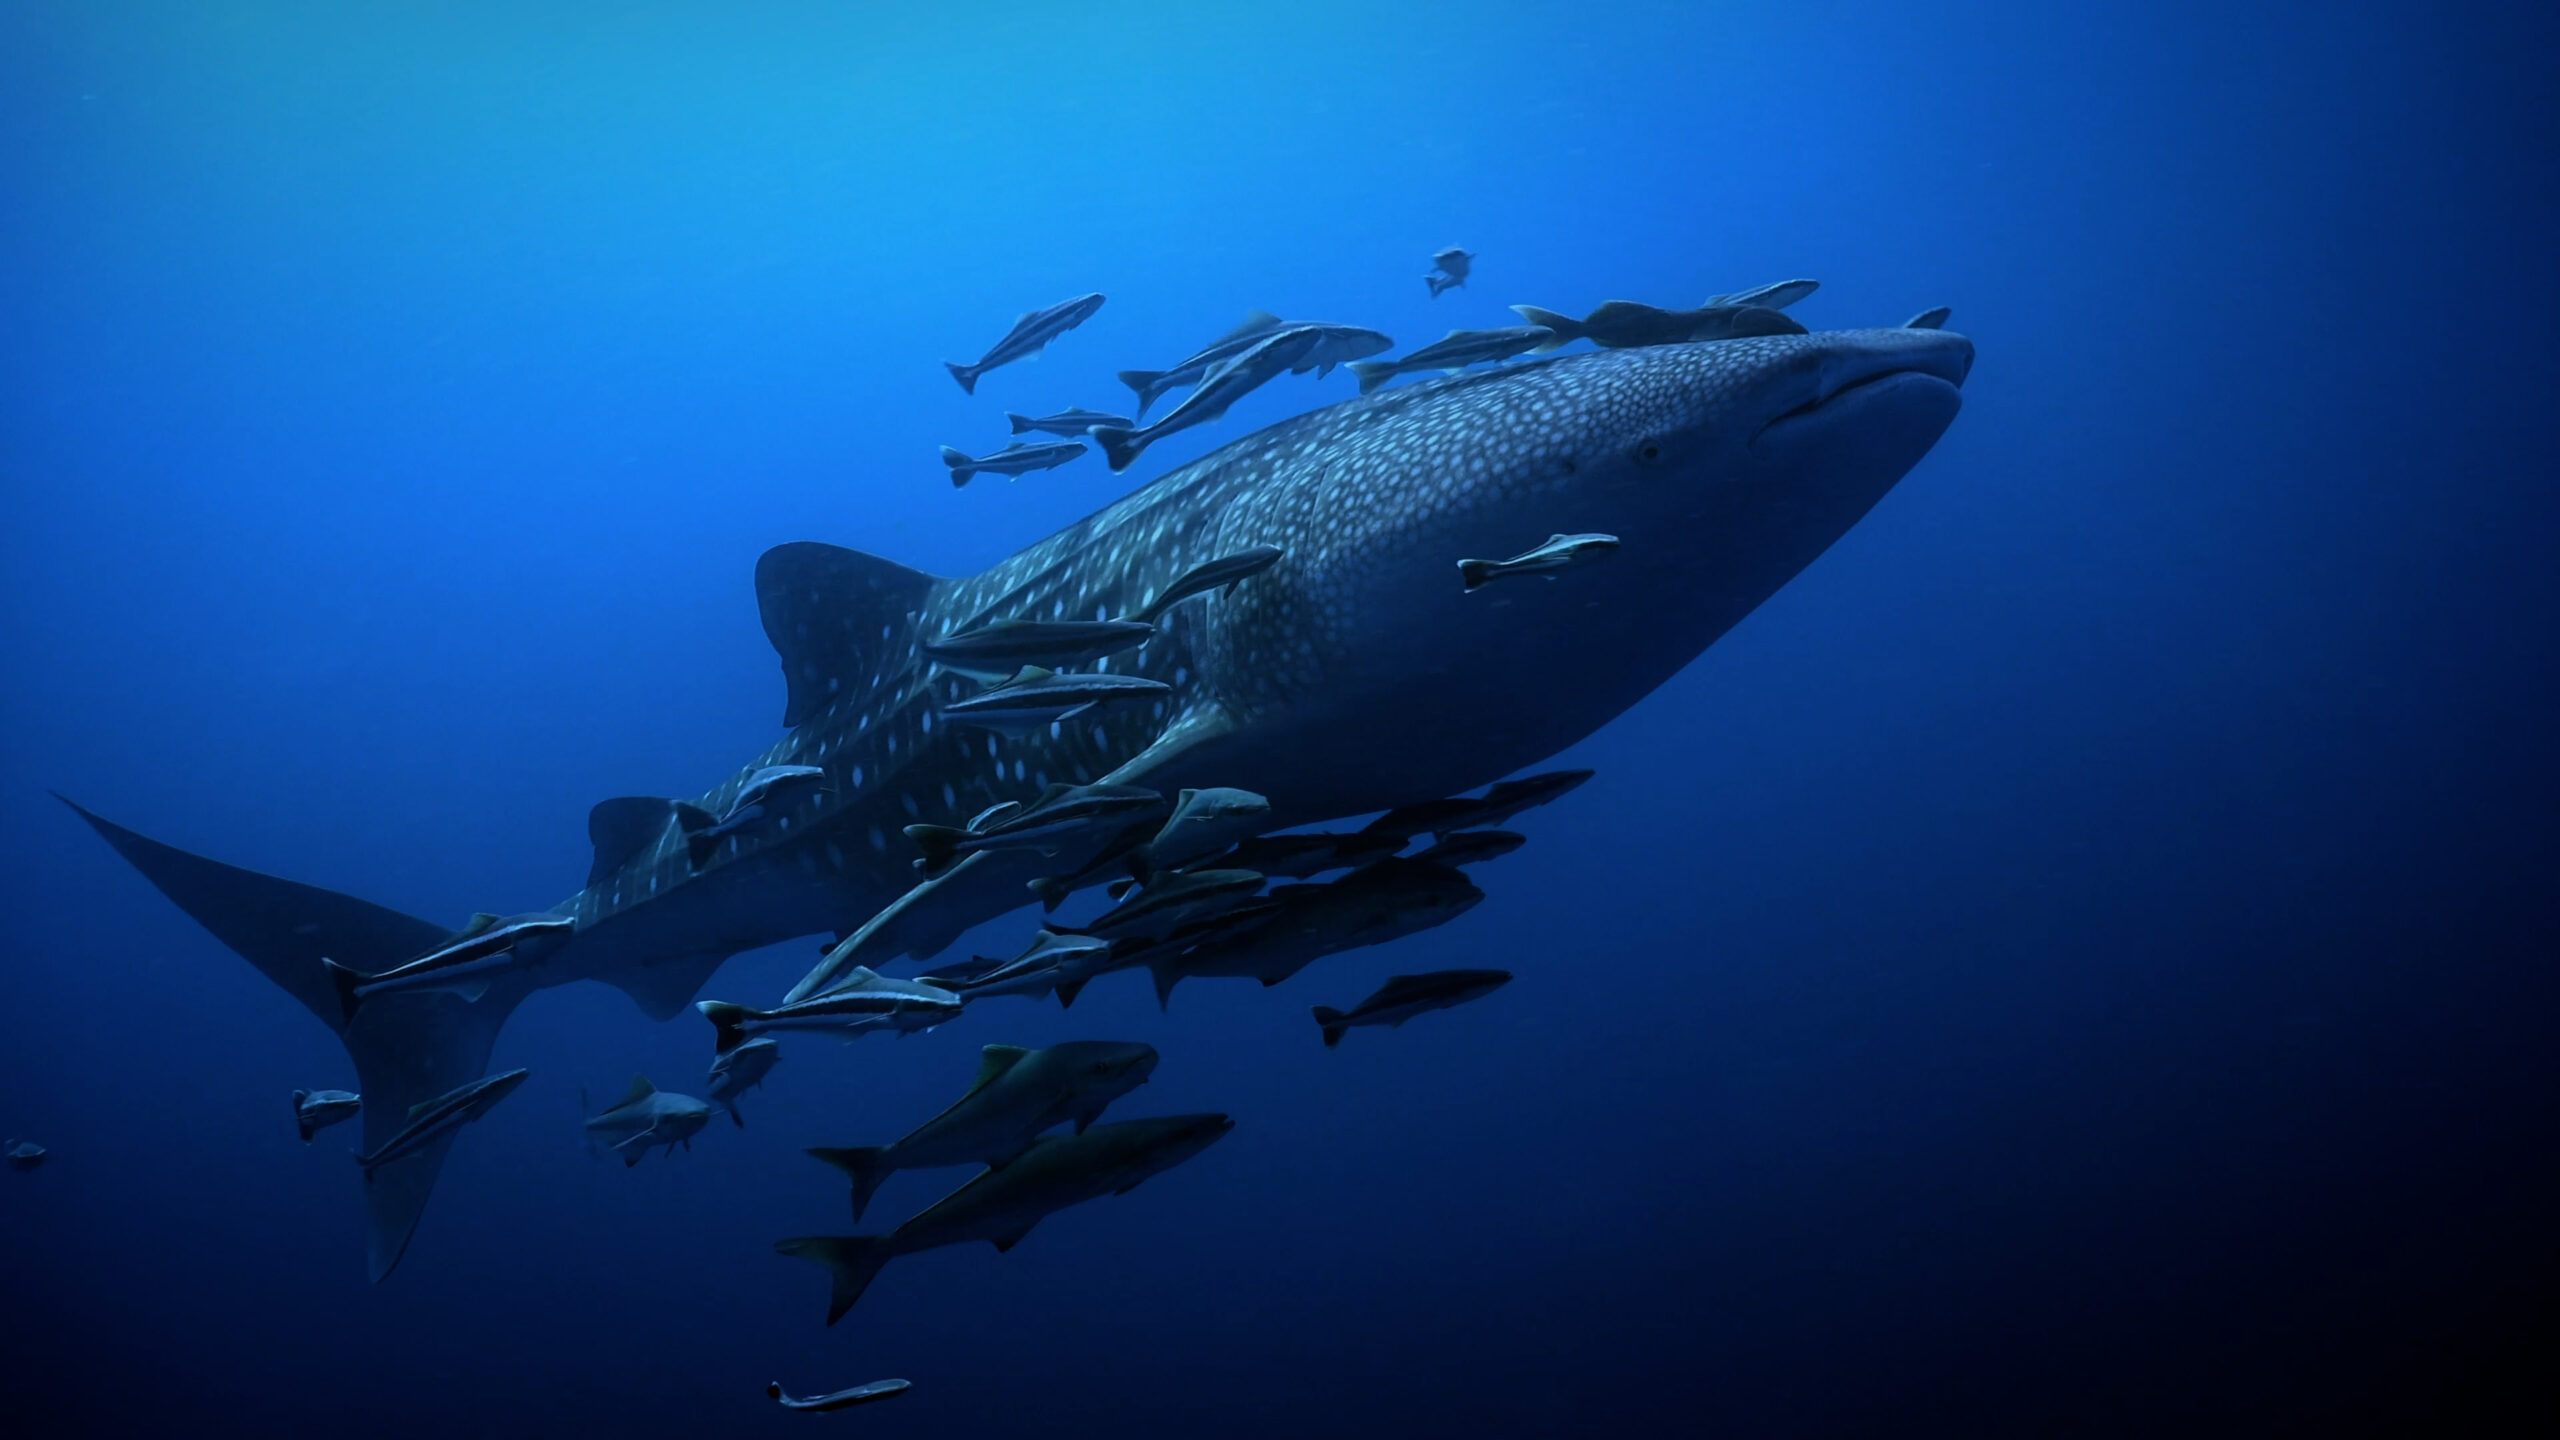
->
[[64, 323, 1971, 1279]]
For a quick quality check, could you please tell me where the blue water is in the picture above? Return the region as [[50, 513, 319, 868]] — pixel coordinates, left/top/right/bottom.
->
[[4, 3, 2554, 1435]]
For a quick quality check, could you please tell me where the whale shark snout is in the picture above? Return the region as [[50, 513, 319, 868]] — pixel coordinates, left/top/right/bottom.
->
[[1742, 327, 1972, 466]]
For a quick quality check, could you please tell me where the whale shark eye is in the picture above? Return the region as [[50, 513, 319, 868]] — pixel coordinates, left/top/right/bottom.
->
[[1633, 438, 1667, 465]]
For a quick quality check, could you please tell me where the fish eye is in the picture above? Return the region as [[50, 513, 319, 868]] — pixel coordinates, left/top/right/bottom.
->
[[1633, 438, 1666, 465]]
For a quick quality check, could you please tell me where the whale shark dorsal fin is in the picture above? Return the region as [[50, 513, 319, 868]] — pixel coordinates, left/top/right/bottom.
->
[[616, 1074, 655, 1108], [754, 542, 942, 729], [586, 798, 680, 887], [963, 1045, 1031, 1101]]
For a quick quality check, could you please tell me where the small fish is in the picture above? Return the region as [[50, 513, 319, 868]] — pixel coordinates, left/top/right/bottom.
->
[[580, 1075, 712, 1167], [1426, 246, 1474, 298], [352, 1069, 529, 1180], [1024, 820, 1158, 912], [705, 1037, 781, 1128], [805, 1039, 1159, 1219], [768, 1379, 911, 1412], [1147, 856, 1481, 1004], [1198, 829, 1405, 879], [944, 292, 1105, 395], [1144, 786, 1273, 870], [1346, 326, 1555, 395], [5, 1139, 47, 1172], [1413, 829, 1526, 867], [939, 439, 1088, 489], [1006, 406, 1133, 437], [323, 913, 574, 1020], [1511, 298, 1807, 351], [1904, 306, 1953, 330], [292, 1088, 362, 1143], [1132, 545, 1284, 624], [1312, 969, 1512, 1048], [921, 930, 1116, 1002], [1363, 769, 1594, 840], [1457, 533, 1620, 592], [922, 617, 1156, 682], [696, 970, 962, 1054], [1091, 325, 1391, 473], [777, 1113, 1233, 1324], [940, 666, 1172, 736], [683, 764, 828, 867], [1062, 867, 1266, 942], [905, 782, 1169, 880], [1707, 278, 1821, 311], [1115, 309, 1290, 418]]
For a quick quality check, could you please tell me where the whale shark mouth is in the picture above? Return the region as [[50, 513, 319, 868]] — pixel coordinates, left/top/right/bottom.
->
[[1752, 336, 1973, 449]]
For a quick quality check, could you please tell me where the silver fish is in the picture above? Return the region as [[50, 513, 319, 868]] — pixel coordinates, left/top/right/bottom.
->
[[580, 1075, 711, 1167], [1092, 325, 1392, 473], [944, 292, 1105, 395], [921, 618, 1155, 683], [1426, 247, 1474, 298], [322, 913, 573, 1020], [696, 969, 961, 1053], [768, 1380, 911, 1412], [704, 1037, 781, 1128], [1456, 533, 1620, 592], [939, 439, 1087, 489], [904, 781, 1168, 879], [1346, 325, 1554, 394], [293, 1088, 362, 1143], [353, 1069, 528, 1180], [1006, 406, 1132, 437], [940, 666, 1172, 736], [1312, 968, 1512, 1048], [1132, 545, 1283, 624]]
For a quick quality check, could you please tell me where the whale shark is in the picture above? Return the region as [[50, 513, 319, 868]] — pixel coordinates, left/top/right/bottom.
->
[[60, 321, 1971, 1280]]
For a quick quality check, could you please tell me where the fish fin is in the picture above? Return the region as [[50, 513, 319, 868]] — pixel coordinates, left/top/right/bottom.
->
[[615, 1074, 656, 1108], [1054, 975, 1089, 1009], [904, 824, 970, 879], [726, 1101, 745, 1129], [293, 1090, 316, 1143], [323, 958, 369, 1024], [1347, 360, 1395, 395], [943, 361, 977, 395], [1904, 305, 1952, 330], [1115, 368, 1166, 414], [1727, 305, 1808, 337], [1509, 306, 1583, 348], [753, 541, 942, 729], [1107, 876, 1138, 901], [1089, 424, 1143, 474], [1004, 412, 1034, 434], [671, 803, 716, 833], [696, 1001, 750, 1055], [55, 797, 528, 1281], [990, 1222, 1039, 1254], [775, 1236, 892, 1326], [1094, 700, 1240, 793], [964, 1044, 1032, 1100], [1213, 309, 1283, 344], [1457, 559, 1496, 592], [437, 977, 490, 1003], [805, 1147, 892, 1221], [586, 798, 681, 887], [1312, 1006, 1349, 1048], [1150, 963, 1181, 1011]]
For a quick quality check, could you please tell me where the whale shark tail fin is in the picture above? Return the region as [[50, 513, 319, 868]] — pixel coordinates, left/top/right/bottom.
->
[[56, 795, 529, 1282], [776, 1235, 893, 1325]]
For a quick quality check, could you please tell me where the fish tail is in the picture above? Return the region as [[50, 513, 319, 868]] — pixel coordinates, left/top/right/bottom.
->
[[937, 447, 976, 490], [1088, 425, 1144, 474], [902, 824, 969, 879], [293, 1090, 315, 1144], [806, 1146, 893, 1222], [1510, 306, 1582, 349], [322, 957, 368, 1024], [1150, 963, 1181, 1012], [1115, 369, 1165, 417], [775, 1235, 893, 1326], [1054, 975, 1089, 1010], [1312, 1006, 1350, 1049], [696, 1001, 751, 1056], [1457, 559, 1496, 593], [1347, 360, 1397, 395], [943, 361, 977, 395], [1004, 412, 1035, 434], [724, 1099, 746, 1129]]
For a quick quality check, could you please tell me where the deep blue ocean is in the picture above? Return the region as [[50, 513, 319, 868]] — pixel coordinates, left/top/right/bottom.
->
[[4, 3, 2554, 1435]]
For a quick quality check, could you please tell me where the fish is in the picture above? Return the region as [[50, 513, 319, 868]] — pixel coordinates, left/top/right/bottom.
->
[[776, 1113, 1234, 1323], [1061, 866, 1266, 943], [292, 1088, 362, 1143], [1144, 786, 1273, 871], [1456, 533, 1621, 592], [1114, 309, 1291, 418], [939, 666, 1173, 736], [921, 617, 1157, 683], [351, 1069, 529, 1181], [943, 292, 1105, 395], [806, 1040, 1159, 1220], [580, 1075, 712, 1167], [1090, 324, 1393, 473], [704, 1037, 781, 1128], [1312, 969, 1512, 1048], [1708, 278, 1821, 310], [696, 969, 961, 1054], [1023, 820, 1158, 913], [939, 439, 1088, 489], [683, 764, 828, 868], [1007, 406, 1132, 438], [1426, 247, 1474, 298], [67, 319, 1971, 1277], [1346, 326, 1555, 394], [1147, 856, 1482, 1004], [1361, 769, 1595, 841], [1511, 298, 1809, 351], [919, 929, 1116, 1003], [904, 781, 1169, 879], [1904, 306, 1953, 330], [322, 912, 574, 1020], [5, 1140, 47, 1172], [1131, 545, 1284, 624], [768, 1379, 911, 1411], [1195, 829, 1407, 879], [1412, 829, 1526, 867]]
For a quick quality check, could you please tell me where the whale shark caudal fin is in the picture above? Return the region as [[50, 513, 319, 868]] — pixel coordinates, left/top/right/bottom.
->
[[57, 796, 530, 1282], [775, 1235, 893, 1325], [754, 542, 943, 729], [806, 1146, 893, 1222], [1312, 1005, 1350, 1048]]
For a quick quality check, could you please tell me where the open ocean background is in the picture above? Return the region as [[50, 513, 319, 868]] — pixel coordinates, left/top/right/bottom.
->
[[2, 3, 2553, 1435]]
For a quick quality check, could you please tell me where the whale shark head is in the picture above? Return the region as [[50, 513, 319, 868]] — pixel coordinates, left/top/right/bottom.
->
[[1203, 325, 1972, 818]]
